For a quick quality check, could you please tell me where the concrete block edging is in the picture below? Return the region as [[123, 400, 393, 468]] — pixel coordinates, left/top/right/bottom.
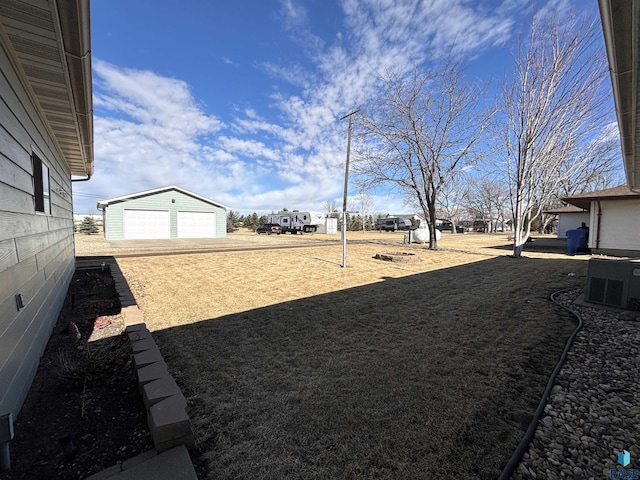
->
[[109, 261, 195, 454]]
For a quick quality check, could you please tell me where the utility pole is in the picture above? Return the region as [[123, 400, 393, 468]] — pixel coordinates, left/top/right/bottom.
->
[[340, 109, 359, 268]]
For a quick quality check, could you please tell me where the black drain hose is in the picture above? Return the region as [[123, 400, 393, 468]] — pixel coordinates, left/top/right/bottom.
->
[[497, 289, 584, 480]]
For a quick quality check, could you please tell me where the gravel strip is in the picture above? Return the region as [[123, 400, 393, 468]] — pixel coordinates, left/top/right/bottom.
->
[[511, 289, 640, 480]]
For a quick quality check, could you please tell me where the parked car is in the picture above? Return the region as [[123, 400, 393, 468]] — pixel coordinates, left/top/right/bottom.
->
[[256, 223, 282, 235]]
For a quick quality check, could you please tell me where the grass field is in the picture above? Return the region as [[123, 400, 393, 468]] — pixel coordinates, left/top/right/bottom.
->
[[82, 232, 589, 479]]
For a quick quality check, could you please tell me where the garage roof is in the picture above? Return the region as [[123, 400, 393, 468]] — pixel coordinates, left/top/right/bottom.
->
[[561, 184, 640, 210], [97, 185, 230, 210], [543, 205, 588, 215], [0, 0, 93, 177], [598, 0, 640, 190]]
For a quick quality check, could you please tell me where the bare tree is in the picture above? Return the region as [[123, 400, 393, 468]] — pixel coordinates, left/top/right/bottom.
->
[[499, 9, 613, 256], [323, 199, 340, 218], [436, 173, 467, 234], [464, 173, 510, 233], [354, 186, 374, 231], [556, 127, 623, 197], [354, 63, 493, 249]]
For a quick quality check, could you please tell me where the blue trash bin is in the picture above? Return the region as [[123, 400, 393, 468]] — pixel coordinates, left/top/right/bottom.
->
[[566, 229, 587, 253]]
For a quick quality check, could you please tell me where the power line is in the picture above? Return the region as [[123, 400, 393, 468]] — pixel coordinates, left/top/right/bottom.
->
[[72, 191, 108, 198]]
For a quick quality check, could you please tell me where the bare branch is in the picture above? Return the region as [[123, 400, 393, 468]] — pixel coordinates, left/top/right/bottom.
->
[[497, 9, 617, 256], [353, 62, 492, 249]]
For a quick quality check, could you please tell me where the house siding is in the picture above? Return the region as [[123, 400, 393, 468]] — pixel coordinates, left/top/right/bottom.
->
[[103, 189, 226, 240], [0, 39, 75, 418], [589, 199, 640, 254]]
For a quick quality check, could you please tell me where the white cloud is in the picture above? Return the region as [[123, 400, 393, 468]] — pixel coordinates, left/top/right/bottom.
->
[[86, 61, 248, 208], [76, 1, 527, 215], [93, 60, 222, 133], [216, 137, 280, 161], [278, 0, 325, 53]]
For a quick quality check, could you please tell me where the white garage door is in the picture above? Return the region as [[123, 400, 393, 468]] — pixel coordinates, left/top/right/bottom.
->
[[123, 209, 170, 239], [177, 211, 216, 238]]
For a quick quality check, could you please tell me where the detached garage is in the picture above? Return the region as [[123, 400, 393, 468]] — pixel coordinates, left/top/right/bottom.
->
[[98, 186, 228, 240]]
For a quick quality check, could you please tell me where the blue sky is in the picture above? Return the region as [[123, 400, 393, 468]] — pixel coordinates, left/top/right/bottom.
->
[[73, 0, 609, 215]]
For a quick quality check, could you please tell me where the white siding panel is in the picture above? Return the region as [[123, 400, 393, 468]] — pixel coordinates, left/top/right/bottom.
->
[[123, 209, 170, 239], [177, 211, 216, 238], [0, 182, 35, 214], [597, 199, 640, 251]]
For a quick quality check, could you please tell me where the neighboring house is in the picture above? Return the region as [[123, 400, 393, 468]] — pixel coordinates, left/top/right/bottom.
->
[[98, 186, 228, 240], [544, 205, 590, 238], [562, 185, 640, 256], [0, 0, 93, 426]]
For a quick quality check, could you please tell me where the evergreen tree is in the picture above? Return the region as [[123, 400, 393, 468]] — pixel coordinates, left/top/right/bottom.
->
[[79, 216, 99, 235], [349, 215, 362, 231], [243, 212, 261, 231], [250, 212, 259, 229], [227, 210, 241, 233], [366, 215, 374, 231]]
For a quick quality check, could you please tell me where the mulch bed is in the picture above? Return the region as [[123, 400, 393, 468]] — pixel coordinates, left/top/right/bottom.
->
[[1, 267, 152, 480]]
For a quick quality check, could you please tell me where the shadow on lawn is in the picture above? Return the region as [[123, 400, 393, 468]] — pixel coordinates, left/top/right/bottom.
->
[[153, 255, 587, 480], [487, 236, 568, 254]]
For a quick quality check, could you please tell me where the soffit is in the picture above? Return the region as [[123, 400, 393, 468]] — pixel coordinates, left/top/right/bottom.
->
[[0, 0, 93, 177]]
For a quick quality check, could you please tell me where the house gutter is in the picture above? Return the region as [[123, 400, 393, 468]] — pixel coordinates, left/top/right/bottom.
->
[[56, 0, 94, 177], [71, 175, 92, 182]]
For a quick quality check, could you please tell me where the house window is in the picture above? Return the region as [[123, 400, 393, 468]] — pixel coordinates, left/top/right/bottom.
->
[[32, 152, 50, 214]]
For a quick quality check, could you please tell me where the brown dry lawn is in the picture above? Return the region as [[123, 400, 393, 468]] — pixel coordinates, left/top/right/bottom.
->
[[80, 231, 589, 479]]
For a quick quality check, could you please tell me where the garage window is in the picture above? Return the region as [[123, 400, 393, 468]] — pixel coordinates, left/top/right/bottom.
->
[[32, 152, 50, 214]]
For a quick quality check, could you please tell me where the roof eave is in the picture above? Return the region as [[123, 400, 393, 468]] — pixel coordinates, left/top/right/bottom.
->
[[561, 198, 592, 211], [0, 0, 94, 177], [57, 0, 94, 177], [97, 186, 230, 210], [598, 0, 640, 190]]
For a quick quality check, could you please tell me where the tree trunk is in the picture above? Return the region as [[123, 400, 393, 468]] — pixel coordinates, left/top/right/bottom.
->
[[427, 204, 438, 250], [512, 201, 527, 257]]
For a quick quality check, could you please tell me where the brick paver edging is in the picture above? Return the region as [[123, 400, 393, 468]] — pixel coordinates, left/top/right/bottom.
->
[[109, 262, 195, 453]]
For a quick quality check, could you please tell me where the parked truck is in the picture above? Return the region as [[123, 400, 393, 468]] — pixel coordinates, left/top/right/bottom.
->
[[267, 211, 325, 234], [375, 217, 412, 231]]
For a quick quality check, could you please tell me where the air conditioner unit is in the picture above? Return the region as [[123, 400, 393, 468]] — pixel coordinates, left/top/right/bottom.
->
[[585, 258, 640, 310]]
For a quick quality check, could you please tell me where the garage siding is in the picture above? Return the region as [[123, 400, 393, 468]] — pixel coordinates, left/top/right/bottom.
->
[[557, 212, 590, 238], [103, 189, 226, 240]]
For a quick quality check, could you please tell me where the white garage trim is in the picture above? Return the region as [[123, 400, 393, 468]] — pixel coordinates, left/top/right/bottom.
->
[[123, 209, 170, 239], [177, 211, 216, 238]]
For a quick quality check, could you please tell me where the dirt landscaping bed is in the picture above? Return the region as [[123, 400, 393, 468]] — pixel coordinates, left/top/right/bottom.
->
[[2, 267, 152, 480]]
